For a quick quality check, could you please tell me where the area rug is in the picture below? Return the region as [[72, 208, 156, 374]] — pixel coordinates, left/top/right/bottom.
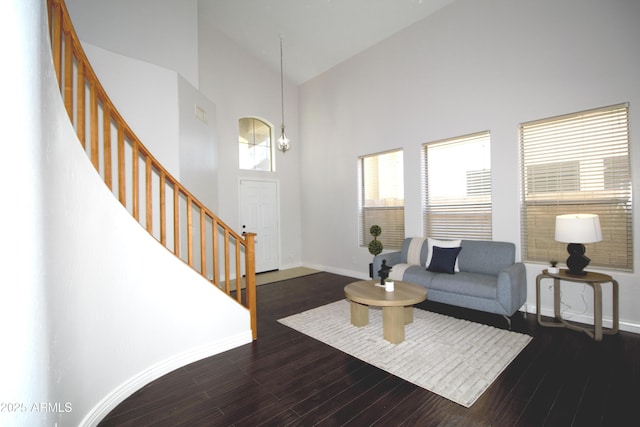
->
[[278, 300, 531, 407]]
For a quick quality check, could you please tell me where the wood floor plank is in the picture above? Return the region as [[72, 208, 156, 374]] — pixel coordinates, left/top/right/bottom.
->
[[314, 374, 406, 426], [287, 366, 391, 426], [98, 272, 640, 427], [600, 334, 640, 426], [250, 358, 370, 426], [341, 379, 417, 426], [268, 351, 362, 400], [517, 338, 580, 425]]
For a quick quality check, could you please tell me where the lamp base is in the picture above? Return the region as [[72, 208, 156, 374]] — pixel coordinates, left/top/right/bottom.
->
[[566, 243, 590, 276]]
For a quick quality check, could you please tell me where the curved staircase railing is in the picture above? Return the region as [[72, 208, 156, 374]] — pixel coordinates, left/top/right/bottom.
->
[[46, 0, 257, 339]]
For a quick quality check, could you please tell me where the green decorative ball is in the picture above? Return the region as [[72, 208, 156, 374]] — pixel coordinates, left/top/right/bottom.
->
[[369, 225, 382, 237], [368, 239, 383, 256]]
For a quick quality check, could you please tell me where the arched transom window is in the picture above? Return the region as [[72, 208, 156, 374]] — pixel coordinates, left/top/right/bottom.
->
[[239, 117, 273, 171]]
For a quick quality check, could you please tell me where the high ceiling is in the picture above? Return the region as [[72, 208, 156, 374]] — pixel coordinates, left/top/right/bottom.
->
[[198, 0, 456, 84]]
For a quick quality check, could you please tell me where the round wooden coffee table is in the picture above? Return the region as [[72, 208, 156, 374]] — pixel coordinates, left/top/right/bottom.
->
[[344, 280, 427, 344]]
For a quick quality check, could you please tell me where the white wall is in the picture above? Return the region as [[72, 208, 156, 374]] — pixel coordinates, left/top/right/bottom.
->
[[65, 0, 199, 88], [0, 0, 51, 426], [0, 1, 252, 425], [41, 51, 252, 426], [83, 43, 181, 178], [198, 21, 303, 269], [69, 1, 303, 271], [178, 74, 219, 212], [300, 0, 640, 332], [82, 42, 220, 233]]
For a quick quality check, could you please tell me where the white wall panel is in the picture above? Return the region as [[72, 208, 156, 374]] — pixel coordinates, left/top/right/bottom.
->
[[65, 0, 199, 87], [299, 0, 640, 331]]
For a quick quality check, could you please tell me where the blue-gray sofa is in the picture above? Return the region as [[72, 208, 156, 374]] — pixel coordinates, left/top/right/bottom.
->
[[372, 237, 527, 321]]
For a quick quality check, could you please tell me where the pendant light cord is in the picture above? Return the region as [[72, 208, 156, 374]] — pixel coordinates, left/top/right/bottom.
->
[[280, 37, 285, 128], [277, 36, 290, 152]]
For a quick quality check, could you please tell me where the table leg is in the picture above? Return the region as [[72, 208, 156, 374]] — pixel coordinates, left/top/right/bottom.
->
[[611, 280, 619, 334], [404, 306, 414, 325], [349, 300, 369, 327], [536, 274, 566, 330], [536, 275, 543, 325], [553, 278, 561, 319], [593, 282, 603, 341], [383, 306, 404, 344]]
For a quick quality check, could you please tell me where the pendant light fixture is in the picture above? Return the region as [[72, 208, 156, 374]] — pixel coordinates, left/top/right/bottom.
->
[[277, 36, 291, 153]]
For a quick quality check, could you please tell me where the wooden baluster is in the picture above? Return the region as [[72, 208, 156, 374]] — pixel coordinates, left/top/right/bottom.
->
[[117, 124, 126, 206], [103, 106, 112, 190], [244, 233, 257, 339], [76, 61, 85, 147], [145, 155, 153, 234], [173, 186, 180, 257], [89, 82, 99, 169], [235, 241, 241, 303], [159, 172, 166, 246], [200, 212, 207, 278], [212, 219, 219, 286], [187, 196, 193, 267], [51, 1, 62, 89], [224, 230, 230, 293], [63, 32, 73, 117], [132, 139, 139, 220], [47, 0, 54, 45]]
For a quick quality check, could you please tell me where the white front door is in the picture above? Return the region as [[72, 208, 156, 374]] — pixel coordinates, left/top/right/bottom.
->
[[239, 179, 280, 273]]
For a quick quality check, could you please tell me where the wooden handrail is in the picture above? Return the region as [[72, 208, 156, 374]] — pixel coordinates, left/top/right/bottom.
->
[[46, 0, 258, 340]]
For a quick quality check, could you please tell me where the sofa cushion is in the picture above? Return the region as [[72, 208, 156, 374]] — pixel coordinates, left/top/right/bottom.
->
[[401, 237, 428, 265], [458, 240, 516, 275], [426, 238, 461, 271], [402, 265, 438, 287], [388, 263, 411, 281], [427, 246, 462, 274], [429, 272, 498, 299]]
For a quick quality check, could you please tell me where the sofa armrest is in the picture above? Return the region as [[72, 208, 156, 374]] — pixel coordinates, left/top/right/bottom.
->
[[496, 262, 527, 316], [372, 251, 402, 279]]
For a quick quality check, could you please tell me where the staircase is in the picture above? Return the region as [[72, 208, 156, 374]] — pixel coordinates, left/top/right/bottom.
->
[[46, 0, 257, 339]]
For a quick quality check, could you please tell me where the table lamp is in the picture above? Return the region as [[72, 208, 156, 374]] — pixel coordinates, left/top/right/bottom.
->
[[555, 214, 602, 276]]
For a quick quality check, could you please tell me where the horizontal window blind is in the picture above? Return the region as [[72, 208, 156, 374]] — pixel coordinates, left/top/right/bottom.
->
[[520, 103, 632, 270], [358, 150, 405, 249], [422, 131, 492, 240]]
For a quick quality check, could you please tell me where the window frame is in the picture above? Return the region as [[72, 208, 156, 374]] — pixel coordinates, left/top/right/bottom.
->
[[238, 117, 274, 172], [519, 103, 632, 271], [358, 149, 405, 250], [422, 131, 492, 241]]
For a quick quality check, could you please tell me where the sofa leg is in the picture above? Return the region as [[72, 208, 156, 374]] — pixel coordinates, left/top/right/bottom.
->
[[502, 315, 512, 330]]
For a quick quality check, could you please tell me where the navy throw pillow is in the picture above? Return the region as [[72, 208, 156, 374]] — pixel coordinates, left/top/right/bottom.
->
[[427, 246, 462, 274]]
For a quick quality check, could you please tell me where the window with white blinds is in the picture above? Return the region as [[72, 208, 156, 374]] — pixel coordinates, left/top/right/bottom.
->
[[520, 103, 632, 270], [422, 131, 492, 240], [358, 150, 405, 249]]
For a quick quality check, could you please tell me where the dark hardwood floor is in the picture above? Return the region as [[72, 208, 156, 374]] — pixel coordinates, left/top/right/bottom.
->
[[99, 272, 639, 426]]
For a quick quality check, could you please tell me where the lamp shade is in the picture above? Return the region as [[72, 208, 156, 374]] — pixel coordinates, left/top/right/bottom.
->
[[555, 214, 602, 244]]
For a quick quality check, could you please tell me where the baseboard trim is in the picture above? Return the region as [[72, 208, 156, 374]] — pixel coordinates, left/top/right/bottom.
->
[[79, 331, 253, 427], [301, 263, 369, 281], [524, 304, 640, 335], [279, 262, 304, 271]]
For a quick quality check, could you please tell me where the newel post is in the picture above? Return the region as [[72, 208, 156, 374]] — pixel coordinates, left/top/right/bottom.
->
[[243, 232, 257, 340]]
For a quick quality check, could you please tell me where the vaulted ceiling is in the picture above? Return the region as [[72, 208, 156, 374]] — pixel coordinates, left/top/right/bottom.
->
[[198, 0, 456, 84]]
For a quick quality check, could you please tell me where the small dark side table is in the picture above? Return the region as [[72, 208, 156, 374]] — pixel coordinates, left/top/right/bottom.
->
[[536, 269, 619, 341]]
